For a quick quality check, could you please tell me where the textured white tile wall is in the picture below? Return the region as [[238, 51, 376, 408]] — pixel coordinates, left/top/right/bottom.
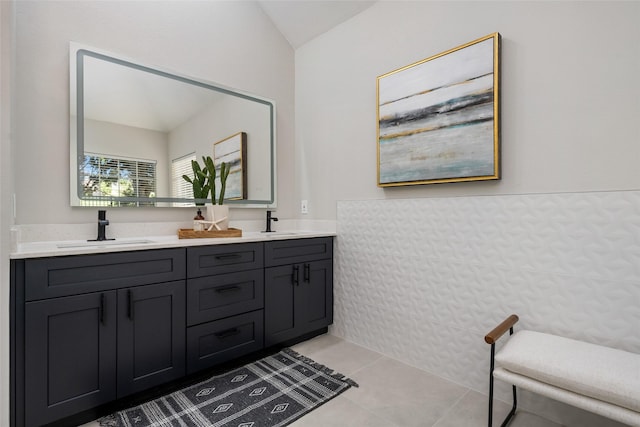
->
[[334, 191, 640, 426]]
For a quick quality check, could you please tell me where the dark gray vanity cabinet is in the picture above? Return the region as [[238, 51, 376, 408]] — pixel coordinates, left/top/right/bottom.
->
[[264, 238, 333, 347], [185, 243, 265, 374], [17, 249, 186, 427], [11, 238, 334, 427]]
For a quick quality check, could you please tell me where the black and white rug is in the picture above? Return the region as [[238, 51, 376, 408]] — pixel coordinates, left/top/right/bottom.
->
[[99, 348, 358, 427]]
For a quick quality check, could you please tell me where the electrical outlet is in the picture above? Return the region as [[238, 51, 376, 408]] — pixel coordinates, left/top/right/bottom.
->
[[301, 199, 308, 214]]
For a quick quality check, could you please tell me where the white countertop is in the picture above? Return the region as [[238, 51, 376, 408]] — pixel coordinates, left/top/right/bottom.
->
[[10, 230, 336, 259]]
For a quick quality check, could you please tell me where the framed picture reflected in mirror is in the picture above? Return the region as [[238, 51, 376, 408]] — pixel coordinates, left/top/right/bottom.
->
[[214, 132, 247, 200]]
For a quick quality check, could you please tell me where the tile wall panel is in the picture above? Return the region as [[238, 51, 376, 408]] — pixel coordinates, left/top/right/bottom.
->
[[334, 191, 640, 426]]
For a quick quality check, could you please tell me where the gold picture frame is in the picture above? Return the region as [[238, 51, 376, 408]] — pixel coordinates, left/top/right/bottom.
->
[[377, 33, 501, 187]]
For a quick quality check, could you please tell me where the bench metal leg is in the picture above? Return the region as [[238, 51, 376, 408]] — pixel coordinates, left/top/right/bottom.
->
[[500, 384, 517, 427], [488, 327, 517, 427]]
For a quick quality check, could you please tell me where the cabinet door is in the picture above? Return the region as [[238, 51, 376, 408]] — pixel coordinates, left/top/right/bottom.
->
[[25, 292, 117, 427], [298, 259, 333, 335], [264, 264, 297, 346], [265, 260, 333, 347], [117, 281, 186, 397]]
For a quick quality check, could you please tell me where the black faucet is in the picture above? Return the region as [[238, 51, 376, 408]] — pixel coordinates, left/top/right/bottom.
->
[[264, 210, 278, 232], [90, 210, 114, 242]]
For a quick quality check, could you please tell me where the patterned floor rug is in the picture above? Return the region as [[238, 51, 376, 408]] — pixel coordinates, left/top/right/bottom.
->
[[99, 348, 358, 427]]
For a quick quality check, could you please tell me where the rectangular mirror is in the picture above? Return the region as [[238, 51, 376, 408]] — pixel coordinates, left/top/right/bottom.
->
[[70, 44, 276, 207]]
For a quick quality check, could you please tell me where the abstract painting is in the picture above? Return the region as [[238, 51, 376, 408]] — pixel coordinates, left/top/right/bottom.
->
[[377, 33, 501, 186], [214, 132, 247, 200]]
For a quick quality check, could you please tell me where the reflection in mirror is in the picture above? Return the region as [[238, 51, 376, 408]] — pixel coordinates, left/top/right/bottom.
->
[[70, 44, 276, 207]]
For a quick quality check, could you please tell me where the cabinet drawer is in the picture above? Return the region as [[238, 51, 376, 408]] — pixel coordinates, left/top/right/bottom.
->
[[187, 243, 263, 278], [186, 310, 264, 374], [25, 248, 186, 301], [264, 237, 333, 267], [187, 270, 264, 326]]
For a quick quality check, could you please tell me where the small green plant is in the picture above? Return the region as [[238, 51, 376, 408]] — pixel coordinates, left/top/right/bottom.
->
[[219, 163, 230, 204], [182, 157, 210, 205], [204, 156, 231, 205], [182, 156, 231, 205]]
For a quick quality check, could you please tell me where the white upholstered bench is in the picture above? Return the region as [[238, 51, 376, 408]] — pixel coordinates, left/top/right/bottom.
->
[[485, 315, 640, 427]]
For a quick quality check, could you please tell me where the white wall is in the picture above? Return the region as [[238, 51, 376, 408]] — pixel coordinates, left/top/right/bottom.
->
[[295, 1, 640, 219], [335, 192, 639, 427], [0, 2, 13, 425], [295, 2, 640, 426], [13, 0, 295, 225]]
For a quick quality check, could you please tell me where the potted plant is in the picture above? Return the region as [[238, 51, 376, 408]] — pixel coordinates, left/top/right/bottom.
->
[[182, 156, 231, 230], [203, 156, 231, 205], [182, 157, 210, 206], [203, 156, 231, 230]]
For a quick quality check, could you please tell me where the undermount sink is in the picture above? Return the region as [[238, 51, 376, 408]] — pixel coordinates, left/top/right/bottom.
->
[[261, 231, 301, 236], [56, 239, 155, 249]]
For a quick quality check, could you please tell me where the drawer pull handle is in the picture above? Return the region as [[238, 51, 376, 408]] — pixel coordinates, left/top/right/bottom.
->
[[215, 254, 242, 260], [304, 263, 310, 283], [215, 285, 241, 293], [128, 289, 134, 320], [215, 328, 241, 339], [100, 293, 105, 324], [292, 265, 300, 286]]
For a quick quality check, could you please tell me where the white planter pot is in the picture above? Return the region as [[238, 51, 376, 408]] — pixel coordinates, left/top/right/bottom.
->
[[206, 205, 229, 230]]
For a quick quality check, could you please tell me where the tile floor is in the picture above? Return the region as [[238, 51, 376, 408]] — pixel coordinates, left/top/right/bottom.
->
[[286, 334, 560, 427], [83, 334, 562, 427]]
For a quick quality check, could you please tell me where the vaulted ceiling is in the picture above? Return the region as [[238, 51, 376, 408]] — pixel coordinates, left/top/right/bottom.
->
[[257, 1, 376, 49]]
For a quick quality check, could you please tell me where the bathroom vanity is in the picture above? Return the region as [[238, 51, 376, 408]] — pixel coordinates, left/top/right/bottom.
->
[[10, 234, 334, 427]]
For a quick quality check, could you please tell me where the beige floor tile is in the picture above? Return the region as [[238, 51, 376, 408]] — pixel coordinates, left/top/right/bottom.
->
[[292, 334, 384, 377], [432, 389, 512, 427], [345, 356, 468, 427], [290, 333, 345, 356], [432, 389, 563, 427], [510, 411, 564, 427], [517, 389, 628, 427], [290, 395, 399, 427]]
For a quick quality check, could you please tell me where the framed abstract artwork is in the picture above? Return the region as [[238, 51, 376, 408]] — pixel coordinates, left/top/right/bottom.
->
[[214, 132, 247, 200], [377, 32, 501, 187]]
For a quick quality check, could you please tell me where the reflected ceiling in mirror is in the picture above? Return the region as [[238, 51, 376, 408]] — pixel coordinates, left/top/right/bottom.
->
[[70, 44, 276, 208]]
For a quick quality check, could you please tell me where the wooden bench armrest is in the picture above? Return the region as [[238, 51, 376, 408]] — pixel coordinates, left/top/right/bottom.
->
[[485, 314, 519, 344]]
